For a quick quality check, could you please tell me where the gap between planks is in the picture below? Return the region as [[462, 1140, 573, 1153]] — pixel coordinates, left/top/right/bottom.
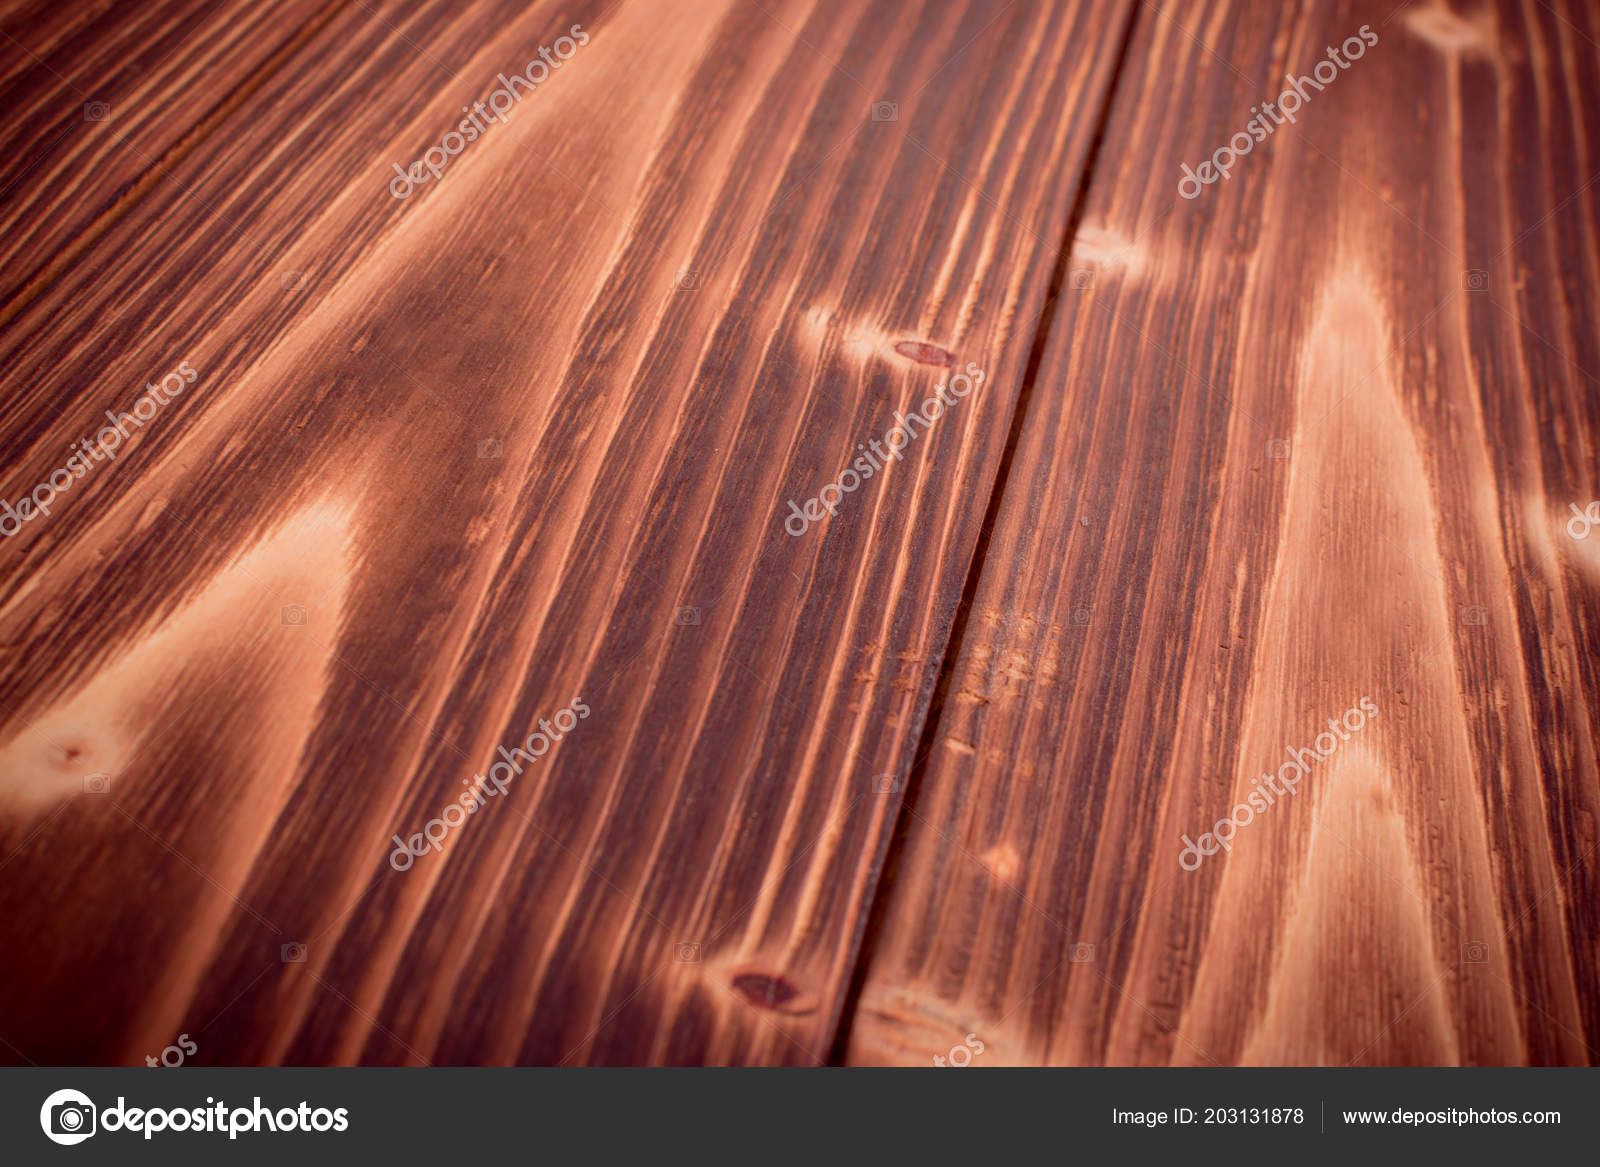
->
[[825, 0, 1149, 1067]]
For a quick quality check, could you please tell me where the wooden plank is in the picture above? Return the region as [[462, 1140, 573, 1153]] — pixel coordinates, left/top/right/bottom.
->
[[0, 0, 340, 321], [846, 0, 1600, 1066], [0, 0, 1136, 1064]]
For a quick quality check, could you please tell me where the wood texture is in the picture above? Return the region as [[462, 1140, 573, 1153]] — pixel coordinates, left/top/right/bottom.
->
[[0, 0, 337, 319], [846, 0, 1600, 1066], [3, 0, 1595, 1070], [0, 0, 1135, 1064]]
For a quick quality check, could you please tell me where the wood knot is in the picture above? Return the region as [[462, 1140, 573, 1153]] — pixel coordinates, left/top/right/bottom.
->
[[732, 972, 802, 1011], [893, 340, 954, 367], [47, 740, 96, 771]]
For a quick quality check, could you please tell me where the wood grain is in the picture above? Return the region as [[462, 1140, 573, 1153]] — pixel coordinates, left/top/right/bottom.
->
[[0, 0, 1135, 1064], [846, 0, 1600, 1066], [0, 0, 339, 320]]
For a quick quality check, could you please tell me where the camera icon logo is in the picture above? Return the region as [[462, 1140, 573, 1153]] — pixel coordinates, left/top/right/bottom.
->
[[1069, 942, 1095, 963], [1463, 940, 1488, 963], [872, 774, 901, 795], [279, 270, 307, 291], [1459, 605, 1488, 626], [1463, 269, 1489, 290], [674, 942, 701, 962], [675, 606, 701, 626], [1068, 269, 1093, 290], [871, 101, 898, 121], [40, 1088, 96, 1145], [281, 941, 308, 963], [82, 773, 111, 795], [1071, 607, 1092, 626], [1266, 438, 1290, 460], [83, 102, 110, 122], [281, 604, 308, 626], [674, 269, 700, 291]]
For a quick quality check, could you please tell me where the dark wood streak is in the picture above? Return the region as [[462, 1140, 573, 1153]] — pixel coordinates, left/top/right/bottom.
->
[[0, 0, 341, 323]]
